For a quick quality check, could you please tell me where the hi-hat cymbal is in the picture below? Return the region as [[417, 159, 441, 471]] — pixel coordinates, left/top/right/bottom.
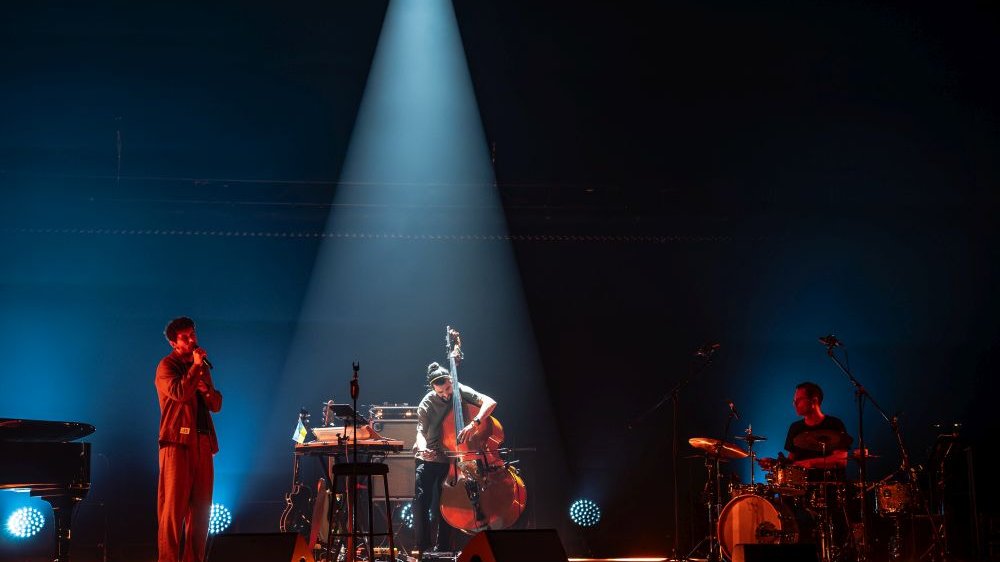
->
[[734, 434, 768, 443], [688, 437, 749, 459], [792, 429, 852, 452]]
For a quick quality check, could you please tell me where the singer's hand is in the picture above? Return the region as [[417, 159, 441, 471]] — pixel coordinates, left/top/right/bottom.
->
[[197, 379, 209, 393], [192, 347, 208, 367]]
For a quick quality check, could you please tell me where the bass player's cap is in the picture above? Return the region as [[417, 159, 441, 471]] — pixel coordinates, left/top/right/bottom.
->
[[426, 362, 451, 386]]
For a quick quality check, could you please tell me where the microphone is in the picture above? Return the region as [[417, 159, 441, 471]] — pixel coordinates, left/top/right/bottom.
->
[[818, 335, 843, 348], [195, 348, 213, 369], [726, 399, 741, 420], [350, 361, 360, 401], [694, 343, 721, 357]]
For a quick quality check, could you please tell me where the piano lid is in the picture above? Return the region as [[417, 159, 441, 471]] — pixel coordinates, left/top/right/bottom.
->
[[0, 418, 96, 442]]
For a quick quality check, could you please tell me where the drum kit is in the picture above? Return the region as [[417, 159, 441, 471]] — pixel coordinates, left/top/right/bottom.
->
[[684, 426, 925, 562]]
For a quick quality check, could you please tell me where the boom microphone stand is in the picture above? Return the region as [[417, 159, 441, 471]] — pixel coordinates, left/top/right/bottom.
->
[[818, 335, 895, 562], [628, 343, 720, 561], [706, 407, 737, 562]]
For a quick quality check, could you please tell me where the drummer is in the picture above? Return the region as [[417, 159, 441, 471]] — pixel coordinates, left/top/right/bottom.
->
[[783, 381, 852, 479]]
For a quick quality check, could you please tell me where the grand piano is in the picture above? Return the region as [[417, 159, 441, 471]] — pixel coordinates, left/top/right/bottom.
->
[[0, 418, 94, 562]]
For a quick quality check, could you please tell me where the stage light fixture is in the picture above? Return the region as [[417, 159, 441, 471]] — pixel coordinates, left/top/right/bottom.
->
[[569, 498, 601, 527], [6, 506, 45, 538], [398, 502, 414, 529], [208, 503, 232, 534]]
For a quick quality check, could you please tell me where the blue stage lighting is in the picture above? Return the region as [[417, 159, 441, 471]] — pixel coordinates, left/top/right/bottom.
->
[[569, 499, 601, 527], [6, 506, 45, 538], [208, 503, 232, 534]]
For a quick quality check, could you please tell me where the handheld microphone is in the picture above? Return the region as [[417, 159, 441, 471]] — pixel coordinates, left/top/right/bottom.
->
[[726, 399, 741, 420], [818, 335, 843, 348], [195, 348, 213, 369]]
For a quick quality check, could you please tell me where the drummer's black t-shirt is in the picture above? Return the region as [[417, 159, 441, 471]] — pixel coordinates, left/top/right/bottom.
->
[[784, 415, 852, 461]]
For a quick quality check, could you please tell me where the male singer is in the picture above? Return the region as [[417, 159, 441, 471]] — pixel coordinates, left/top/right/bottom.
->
[[155, 316, 222, 562]]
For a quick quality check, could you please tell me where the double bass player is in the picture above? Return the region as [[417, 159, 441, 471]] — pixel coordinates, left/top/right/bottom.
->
[[413, 349, 497, 554]]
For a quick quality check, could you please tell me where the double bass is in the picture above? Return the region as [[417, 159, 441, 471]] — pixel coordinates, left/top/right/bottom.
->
[[438, 326, 527, 532]]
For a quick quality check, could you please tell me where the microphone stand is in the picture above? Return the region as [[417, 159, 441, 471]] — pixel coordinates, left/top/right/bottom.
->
[[822, 342, 893, 562], [628, 345, 718, 561], [706, 409, 737, 562], [348, 362, 360, 562], [351, 362, 360, 463]]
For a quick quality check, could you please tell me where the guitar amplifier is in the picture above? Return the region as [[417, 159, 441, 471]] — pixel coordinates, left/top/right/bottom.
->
[[370, 419, 418, 449], [369, 404, 418, 450]]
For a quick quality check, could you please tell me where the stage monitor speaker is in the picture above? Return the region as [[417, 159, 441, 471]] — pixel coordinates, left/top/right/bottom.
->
[[736, 543, 818, 562], [208, 532, 310, 562], [457, 529, 567, 562], [372, 454, 416, 499]]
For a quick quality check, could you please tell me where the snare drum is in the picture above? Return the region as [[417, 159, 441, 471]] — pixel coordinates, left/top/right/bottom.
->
[[765, 465, 808, 495], [876, 482, 917, 516]]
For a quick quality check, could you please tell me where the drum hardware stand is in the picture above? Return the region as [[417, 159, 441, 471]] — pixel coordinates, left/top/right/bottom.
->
[[812, 442, 837, 562], [887, 513, 905, 562], [629, 343, 720, 561], [917, 427, 961, 562], [684, 453, 719, 562], [884, 414, 923, 562], [686, 403, 738, 562], [734, 426, 768, 495], [743, 426, 759, 487]]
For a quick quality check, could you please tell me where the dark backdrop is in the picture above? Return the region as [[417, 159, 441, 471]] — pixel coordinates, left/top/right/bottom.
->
[[1, 1, 997, 560]]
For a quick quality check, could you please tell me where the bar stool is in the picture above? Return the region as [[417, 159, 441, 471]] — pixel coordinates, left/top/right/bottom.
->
[[326, 462, 396, 562]]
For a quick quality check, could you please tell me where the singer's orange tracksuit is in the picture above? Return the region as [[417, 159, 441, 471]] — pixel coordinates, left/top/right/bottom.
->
[[155, 354, 222, 562]]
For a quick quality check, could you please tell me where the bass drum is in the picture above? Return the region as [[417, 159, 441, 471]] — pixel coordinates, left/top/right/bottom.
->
[[718, 494, 811, 561]]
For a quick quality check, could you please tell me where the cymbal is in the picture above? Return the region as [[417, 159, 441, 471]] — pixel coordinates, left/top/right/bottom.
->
[[688, 437, 749, 459], [734, 434, 767, 443], [792, 429, 851, 452]]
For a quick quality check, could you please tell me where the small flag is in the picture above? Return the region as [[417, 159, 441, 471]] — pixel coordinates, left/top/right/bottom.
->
[[292, 418, 307, 444]]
